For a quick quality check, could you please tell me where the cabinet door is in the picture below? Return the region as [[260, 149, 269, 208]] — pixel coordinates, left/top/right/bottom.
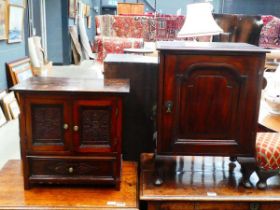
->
[[25, 96, 71, 153], [158, 54, 253, 155], [73, 97, 122, 153]]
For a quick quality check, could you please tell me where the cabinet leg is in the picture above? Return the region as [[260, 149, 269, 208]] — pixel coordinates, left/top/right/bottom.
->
[[115, 180, 121, 191], [154, 155, 163, 186], [24, 180, 31, 190], [237, 157, 256, 188], [230, 156, 237, 162], [256, 168, 279, 189]]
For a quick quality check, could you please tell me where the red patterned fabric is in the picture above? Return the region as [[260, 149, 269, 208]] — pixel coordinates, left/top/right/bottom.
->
[[256, 132, 280, 170], [259, 16, 280, 49], [95, 36, 143, 62], [94, 15, 185, 62], [95, 15, 185, 41]]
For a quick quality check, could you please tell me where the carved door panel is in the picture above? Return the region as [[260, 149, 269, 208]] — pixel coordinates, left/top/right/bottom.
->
[[25, 96, 71, 152], [73, 97, 121, 153], [158, 55, 249, 155]]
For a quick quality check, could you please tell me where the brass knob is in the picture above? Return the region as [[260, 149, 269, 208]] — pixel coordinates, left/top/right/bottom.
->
[[165, 101, 173, 113], [68, 167, 74, 174], [73, 125, 79, 132], [63, 123, 69, 130]]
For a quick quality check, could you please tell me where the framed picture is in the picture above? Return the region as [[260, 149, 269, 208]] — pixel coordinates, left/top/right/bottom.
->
[[0, 0, 7, 40], [69, 0, 77, 18], [8, 5, 24, 43], [1, 91, 16, 120], [8, 99, 20, 119], [0, 106, 7, 127], [8, 0, 25, 7], [85, 5, 91, 17], [7, 57, 33, 85]]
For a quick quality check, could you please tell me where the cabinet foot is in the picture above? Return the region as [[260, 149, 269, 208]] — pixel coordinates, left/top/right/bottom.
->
[[153, 155, 163, 186], [237, 157, 256, 188], [256, 168, 279, 190]]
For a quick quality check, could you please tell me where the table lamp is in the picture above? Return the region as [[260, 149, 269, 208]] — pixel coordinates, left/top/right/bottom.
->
[[177, 2, 223, 41]]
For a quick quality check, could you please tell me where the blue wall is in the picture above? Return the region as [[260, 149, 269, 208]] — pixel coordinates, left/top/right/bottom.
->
[[0, 8, 27, 90], [154, 0, 280, 17], [0, 42, 26, 90], [46, 0, 65, 64], [223, 0, 280, 17]]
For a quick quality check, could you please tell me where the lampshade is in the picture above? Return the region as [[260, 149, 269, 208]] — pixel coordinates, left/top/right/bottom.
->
[[177, 3, 223, 38]]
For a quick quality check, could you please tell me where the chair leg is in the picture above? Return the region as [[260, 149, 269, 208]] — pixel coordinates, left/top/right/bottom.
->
[[256, 168, 279, 189]]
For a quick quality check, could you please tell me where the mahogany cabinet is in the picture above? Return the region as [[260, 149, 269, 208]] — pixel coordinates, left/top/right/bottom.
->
[[11, 77, 129, 189], [155, 41, 267, 186]]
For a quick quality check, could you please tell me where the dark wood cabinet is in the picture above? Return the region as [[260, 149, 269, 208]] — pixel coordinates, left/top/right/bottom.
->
[[156, 41, 267, 186], [104, 54, 158, 161], [12, 77, 129, 189]]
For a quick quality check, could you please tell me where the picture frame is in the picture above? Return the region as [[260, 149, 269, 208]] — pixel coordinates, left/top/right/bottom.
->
[[8, 99, 20, 119], [7, 57, 33, 85], [8, 0, 26, 8], [69, 0, 77, 19], [1, 91, 16, 120], [0, 0, 7, 40], [8, 5, 24, 43], [0, 106, 7, 127]]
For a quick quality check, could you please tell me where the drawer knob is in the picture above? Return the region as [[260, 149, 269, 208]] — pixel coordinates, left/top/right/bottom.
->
[[63, 123, 69, 130], [73, 125, 79, 132], [68, 167, 74, 173]]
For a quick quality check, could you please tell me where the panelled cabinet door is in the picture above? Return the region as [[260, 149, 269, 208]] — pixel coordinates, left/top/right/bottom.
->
[[25, 96, 72, 153], [158, 54, 253, 155], [73, 97, 122, 153]]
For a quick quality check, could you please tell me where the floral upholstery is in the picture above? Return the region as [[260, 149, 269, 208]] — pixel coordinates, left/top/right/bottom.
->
[[259, 15, 280, 49], [256, 132, 280, 170]]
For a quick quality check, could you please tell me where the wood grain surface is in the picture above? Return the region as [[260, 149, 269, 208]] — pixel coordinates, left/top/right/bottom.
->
[[0, 160, 138, 210], [140, 153, 280, 201]]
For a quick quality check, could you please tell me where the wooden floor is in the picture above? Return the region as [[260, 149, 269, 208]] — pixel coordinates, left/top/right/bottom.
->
[[140, 153, 280, 205], [0, 160, 138, 210]]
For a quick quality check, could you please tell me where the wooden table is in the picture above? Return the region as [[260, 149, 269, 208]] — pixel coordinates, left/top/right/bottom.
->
[[0, 160, 139, 209], [140, 153, 280, 210]]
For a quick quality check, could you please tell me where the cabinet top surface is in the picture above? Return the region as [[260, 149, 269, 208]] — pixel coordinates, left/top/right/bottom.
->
[[156, 41, 268, 53], [10, 77, 130, 93]]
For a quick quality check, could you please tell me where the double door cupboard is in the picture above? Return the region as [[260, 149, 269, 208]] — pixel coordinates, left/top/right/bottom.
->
[[12, 77, 129, 189]]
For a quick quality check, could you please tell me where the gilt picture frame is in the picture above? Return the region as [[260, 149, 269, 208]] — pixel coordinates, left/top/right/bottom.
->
[[7, 57, 33, 85], [8, 5, 24, 43], [69, 0, 77, 19], [0, 0, 7, 40]]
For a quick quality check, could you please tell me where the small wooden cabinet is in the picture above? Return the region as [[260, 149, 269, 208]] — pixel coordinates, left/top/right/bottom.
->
[[12, 77, 129, 189], [156, 41, 267, 186]]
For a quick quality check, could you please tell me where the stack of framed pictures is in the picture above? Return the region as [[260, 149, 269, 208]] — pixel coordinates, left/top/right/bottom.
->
[[0, 90, 7, 127], [0, 0, 25, 43], [0, 90, 19, 121]]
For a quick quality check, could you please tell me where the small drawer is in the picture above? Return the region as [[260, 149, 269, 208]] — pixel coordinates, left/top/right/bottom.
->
[[27, 156, 118, 181]]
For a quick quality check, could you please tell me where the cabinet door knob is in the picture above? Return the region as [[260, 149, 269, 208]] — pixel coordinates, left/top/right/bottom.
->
[[68, 167, 74, 174], [73, 125, 79, 132], [63, 123, 69, 130], [165, 101, 173, 113]]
